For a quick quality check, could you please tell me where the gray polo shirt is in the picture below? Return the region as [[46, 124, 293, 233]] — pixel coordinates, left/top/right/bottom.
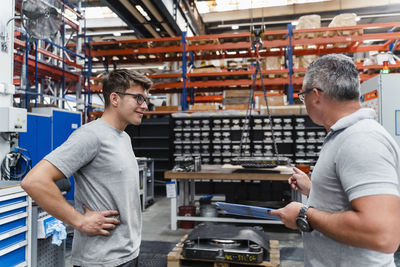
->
[[45, 119, 141, 267], [304, 108, 400, 267]]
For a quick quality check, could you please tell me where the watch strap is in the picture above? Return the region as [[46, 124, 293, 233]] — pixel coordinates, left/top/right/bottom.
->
[[298, 205, 310, 218]]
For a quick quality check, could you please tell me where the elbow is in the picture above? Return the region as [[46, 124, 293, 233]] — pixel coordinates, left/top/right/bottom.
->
[[20, 176, 30, 192], [373, 232, 400, 254], [20, 174, 35, 195]]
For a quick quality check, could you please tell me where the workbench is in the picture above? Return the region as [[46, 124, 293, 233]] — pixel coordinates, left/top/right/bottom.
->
[[164, 164, 300, 230]]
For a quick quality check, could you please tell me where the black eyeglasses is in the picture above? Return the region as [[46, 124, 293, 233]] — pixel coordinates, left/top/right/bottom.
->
[[298, 88, 323, 103], [116, 92, 149, 105]]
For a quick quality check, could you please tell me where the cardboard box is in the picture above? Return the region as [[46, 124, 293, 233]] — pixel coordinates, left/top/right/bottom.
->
[[223, 97, 249, 105], [223, 90, 251, 98], [258, 95, 286, 106], [155, 106, 179, 111], [191, 104, 217, 111], [192, 67, 220, 73], [224, 104, 249, 110], [262, 56, 282, 70], [299, 55, 318, 69], [260, 105, 307, 115]]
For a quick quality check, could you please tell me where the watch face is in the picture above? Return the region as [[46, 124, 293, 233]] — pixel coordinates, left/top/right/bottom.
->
[[296, 218, 310, 232]]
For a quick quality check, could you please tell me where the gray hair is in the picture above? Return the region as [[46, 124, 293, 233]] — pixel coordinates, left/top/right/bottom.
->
[[303, 54, 360, 101]]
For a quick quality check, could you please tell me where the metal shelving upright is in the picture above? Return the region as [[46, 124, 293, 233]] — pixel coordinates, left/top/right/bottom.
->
[[88, 22, 400, 108], [13, 0, 92, 121]]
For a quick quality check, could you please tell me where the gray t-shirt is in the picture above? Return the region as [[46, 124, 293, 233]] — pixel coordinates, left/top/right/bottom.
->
[[304, 108, 400, 267], [45, 118, 142, 267]]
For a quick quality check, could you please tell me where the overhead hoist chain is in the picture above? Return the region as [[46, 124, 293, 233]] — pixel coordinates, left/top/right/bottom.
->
[[238, 25, 280, 158]]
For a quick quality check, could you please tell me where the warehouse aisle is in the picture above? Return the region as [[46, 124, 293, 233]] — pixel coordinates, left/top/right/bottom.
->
[[65, 197, 305, 267], [64, 196, 400, 266]]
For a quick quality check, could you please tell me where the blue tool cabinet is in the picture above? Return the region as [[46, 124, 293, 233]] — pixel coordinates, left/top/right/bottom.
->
[[21, 108, 82, 200], [0, 183, 31, 267]]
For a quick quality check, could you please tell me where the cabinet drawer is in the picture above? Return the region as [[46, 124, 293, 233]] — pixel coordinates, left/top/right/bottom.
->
[[0, 245, 26, 266], [0, 218, 26, 235], [0, 232, 26, 250], [0, 196, 26, 208]]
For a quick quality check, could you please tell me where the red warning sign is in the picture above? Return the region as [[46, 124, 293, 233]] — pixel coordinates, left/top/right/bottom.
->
[[364, 90, 378, 101]]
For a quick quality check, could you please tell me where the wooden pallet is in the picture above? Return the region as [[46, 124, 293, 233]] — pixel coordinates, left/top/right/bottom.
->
[[167, 235, 280, 267], [188, 38, 219, 46], [322, 29, 363, 37], [293, 31, 326, 39]]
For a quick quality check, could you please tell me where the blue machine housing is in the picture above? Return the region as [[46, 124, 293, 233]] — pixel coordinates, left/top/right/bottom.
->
[[19, 108, 81, 200]]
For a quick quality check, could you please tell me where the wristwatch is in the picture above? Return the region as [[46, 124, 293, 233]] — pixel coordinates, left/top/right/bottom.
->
[[296, 205, 313, 232]]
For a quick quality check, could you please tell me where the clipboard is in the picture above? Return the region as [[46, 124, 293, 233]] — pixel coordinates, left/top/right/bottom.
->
[[216, 202, 280, 220]]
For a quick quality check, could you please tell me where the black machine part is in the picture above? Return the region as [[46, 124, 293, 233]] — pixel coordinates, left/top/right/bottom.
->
[[55, 178, 72, 192], [231, 156, 291, 168], [183, 224, 270, 263], [186, 224, 269, 251]]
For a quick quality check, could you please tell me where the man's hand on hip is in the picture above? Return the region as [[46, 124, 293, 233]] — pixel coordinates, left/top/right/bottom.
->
[[77, 205, 120, 236]]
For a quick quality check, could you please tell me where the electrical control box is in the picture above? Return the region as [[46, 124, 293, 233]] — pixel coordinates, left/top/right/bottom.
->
[[360, 74, 400, 147], [0, 107, 27, 132]]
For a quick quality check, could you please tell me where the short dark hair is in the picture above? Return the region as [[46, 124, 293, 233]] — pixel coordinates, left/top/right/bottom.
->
[[102, 69, 153, 107], [303, 54, 360, 101]]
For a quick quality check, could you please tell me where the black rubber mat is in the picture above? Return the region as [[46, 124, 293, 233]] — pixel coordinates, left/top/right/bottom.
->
[[69, 238, 400, 266], [138, 240, 177, 267]]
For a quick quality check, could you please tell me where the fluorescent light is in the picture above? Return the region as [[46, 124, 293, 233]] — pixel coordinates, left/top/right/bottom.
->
[[83, 6, 118, 19], [196, 0, 329, 14], [113, 32, 121, 37], [135, 5, 151, 21], [85, 30, 135, 37], [91, 64, 166, 72], [232, 25, 239, 30]]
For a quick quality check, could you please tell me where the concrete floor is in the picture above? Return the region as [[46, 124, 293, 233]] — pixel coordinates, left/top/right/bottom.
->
[[64, 197, 400, 267], [66, 197, 304, 267], [141, 197, 304, 267]]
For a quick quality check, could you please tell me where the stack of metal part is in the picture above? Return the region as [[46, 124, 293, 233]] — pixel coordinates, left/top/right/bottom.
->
[[231, 156, 290, 168]]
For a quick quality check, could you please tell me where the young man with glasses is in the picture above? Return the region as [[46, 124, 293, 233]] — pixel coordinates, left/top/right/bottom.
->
[[270, 54, 400, 266], [22, 69, 152, 267]]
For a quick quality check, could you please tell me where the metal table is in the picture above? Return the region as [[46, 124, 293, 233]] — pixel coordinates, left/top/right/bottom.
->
[[164, 164, 299, 230]]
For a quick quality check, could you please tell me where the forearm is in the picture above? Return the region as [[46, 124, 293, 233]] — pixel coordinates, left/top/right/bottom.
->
[[23, 179, 83, 229], [21, 161, 84, 230], [307, 200, 400, 253]]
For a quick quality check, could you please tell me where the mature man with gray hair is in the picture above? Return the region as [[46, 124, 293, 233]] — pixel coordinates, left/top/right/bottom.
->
[[270, 54, 400, 266]]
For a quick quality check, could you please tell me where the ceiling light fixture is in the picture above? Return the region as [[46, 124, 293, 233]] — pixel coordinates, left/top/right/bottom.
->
[[135, 5, 151, 21], [232, 25, 239, 30]]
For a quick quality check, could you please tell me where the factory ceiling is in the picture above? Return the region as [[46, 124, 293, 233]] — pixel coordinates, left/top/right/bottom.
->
[[69, 0, 400, 40]]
